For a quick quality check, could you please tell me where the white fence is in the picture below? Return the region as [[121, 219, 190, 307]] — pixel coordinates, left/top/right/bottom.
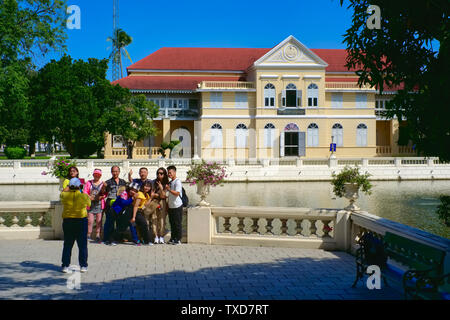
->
[[0, 157, 450, 184]]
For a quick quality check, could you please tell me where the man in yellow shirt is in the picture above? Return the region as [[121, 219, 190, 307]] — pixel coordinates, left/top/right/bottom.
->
[[60, 178, 91, 273]]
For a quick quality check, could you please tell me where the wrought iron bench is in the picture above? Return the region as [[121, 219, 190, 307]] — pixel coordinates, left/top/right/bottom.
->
[[352, 231, 449, 300]]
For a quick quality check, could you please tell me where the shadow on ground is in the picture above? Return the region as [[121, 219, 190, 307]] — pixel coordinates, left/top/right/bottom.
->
[[0, 254, 403, 300]]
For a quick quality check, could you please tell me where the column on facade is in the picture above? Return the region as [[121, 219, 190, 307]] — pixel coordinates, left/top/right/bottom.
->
[[390, 119, 400, 155], [163, 118, 171, 143], [193, 120, 202, 159]]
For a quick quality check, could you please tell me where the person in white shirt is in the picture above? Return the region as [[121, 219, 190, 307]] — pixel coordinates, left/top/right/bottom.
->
[[166, 165, 183, 245]]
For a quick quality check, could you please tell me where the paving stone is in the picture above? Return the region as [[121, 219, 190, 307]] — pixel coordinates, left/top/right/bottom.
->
[[0, 240, 403, 301]]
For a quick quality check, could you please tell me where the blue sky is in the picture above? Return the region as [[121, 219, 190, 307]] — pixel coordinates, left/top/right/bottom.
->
[[43, 0, 354, 79]]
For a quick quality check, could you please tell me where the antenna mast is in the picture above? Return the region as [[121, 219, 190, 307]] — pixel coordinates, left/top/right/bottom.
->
[[112, 0, 120, 81]]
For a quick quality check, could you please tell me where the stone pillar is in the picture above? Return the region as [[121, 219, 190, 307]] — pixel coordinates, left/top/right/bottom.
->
[[163, 118, 171, 143], [328, 154, 337, 168], [362, 158, 369, 167], [335, 210, 352, 252], [187, 207, 212, 245], [51, 201, 64, 240], [390, 119, 400, 155], [193, 120, 202, 159], [104, 133, 112, 158]]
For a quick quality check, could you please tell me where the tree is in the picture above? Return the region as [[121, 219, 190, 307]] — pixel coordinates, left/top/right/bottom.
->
[[107, 94, 159, 159], [0, 0, 67, 150], [108, 28, 133, 80], [29, 55, 130, 158], [341, 0, 449, 161]]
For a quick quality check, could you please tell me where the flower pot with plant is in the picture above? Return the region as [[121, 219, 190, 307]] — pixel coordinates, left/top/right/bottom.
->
[[186, 161, 227, 206], [331, 166, 372, 211], [42, 157, 77, 188]]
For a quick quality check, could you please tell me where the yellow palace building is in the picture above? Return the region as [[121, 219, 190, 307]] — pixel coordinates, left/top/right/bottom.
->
[[106, 35, 415, 160]]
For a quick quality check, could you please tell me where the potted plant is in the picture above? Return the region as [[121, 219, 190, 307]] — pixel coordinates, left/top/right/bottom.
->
[[186, 160, 227, 206], [42, 157, 77, 188], [331, 165, 372, 211]]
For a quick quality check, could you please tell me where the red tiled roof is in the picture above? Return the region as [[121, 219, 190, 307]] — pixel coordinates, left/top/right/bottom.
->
[[112, 76, 243, 91], [127, 47, 272, 71], [127, 47, 358, 73], [311, 49, 357, 72]]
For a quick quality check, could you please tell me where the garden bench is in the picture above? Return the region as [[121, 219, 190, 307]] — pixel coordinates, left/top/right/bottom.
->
[[352, 231, 449, 300]]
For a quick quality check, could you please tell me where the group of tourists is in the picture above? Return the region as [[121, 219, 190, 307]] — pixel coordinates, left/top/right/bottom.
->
[[59, 165, 185, 273]]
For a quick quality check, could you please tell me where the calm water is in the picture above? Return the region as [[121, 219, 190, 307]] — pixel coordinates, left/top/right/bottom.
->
[[1, 181, 449, 238]]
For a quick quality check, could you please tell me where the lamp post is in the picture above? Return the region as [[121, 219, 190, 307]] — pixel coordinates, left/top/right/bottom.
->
[[330, 135, 336, 159]]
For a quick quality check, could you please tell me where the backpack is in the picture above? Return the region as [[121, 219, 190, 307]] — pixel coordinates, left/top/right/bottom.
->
[[180, 187, 189, 207]]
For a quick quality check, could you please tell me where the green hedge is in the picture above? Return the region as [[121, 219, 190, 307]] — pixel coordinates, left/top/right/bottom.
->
[[4, 147, 27, 159]]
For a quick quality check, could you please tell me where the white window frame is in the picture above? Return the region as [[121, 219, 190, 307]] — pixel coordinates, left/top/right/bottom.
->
[[307, 123, 319, 147], [235, 124, 248, 148], [356, 93, 367, 108], [210, 123, 223, 148], [235, 92, 248, 108], [356, 123, 368, 147], [331, 93, 343, 108], [307, 83, 319, 107], [264, 83, 276, 107], [264, 123, 276, 148], [332, 123, 343, 147], [210, 92, 222, 108]]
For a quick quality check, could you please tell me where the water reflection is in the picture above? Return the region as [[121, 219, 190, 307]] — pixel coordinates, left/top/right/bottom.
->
[[0, 180, 449, 238]]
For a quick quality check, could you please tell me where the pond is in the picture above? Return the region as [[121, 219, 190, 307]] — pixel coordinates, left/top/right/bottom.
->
[[1, 180, 449, 238]]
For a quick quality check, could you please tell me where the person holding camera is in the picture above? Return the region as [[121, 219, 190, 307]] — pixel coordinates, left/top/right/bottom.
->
[[60, 178, 91, 273]]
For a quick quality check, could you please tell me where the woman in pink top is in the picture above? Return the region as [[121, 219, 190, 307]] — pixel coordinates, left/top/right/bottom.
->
[[83, 169, 106, 243]]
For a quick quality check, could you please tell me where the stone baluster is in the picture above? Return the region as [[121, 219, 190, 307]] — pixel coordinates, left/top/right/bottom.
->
[[265, 218, 274, 235], [24, 216, 33, 227], [309, 219, 317, 237], [295, 219, 303, 236], [223, 217, 232, 233], [322, 220, 333, 238], [237, 217, 246, 234], [39, 213, 46, 227], [280, 219, 288, 236], [251, 218, 259, 234], [11, 215, 20, 228]]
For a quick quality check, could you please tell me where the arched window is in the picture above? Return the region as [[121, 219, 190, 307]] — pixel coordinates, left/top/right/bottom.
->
[[332, 123, 343, 147], [264, 123, 276, 148], [283, 83, 301, 107], [235, 124, 248, 148], [210, 123, 223, 148], [264, 83, 276, 107], [307, 123, 319, 147], [356, 123, 368, 147], [307, 83, 318, 107]]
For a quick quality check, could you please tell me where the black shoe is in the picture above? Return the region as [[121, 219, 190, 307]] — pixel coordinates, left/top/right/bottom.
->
[[167, 239, 175, 245]]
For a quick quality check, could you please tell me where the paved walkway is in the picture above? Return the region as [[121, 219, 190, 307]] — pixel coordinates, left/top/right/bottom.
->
[[0, 240, 402, 300]]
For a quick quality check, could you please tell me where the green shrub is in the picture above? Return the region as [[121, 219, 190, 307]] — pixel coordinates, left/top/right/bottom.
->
[[4, 147, 27, 159]]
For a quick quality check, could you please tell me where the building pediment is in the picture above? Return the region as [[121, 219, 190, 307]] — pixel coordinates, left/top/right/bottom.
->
[[254, 35, 328, 69]]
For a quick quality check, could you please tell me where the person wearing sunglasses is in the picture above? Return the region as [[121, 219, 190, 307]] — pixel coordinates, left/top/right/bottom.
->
[[149, 167, 169, 244]]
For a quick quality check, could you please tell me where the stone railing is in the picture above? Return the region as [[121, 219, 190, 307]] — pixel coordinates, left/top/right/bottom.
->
[[198, 81, 256, 90], [376, 146, 392, 155], [188, 206, 350, 250], [349, 211, 450, 273], [0, 201, 63, 240], [325, 82, 375, 91], [187, 206, 450, 272]]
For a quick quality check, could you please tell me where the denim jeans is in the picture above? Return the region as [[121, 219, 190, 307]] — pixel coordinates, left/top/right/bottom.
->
[[168, 206, 183, 242], [62, 218, 88, 268]]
